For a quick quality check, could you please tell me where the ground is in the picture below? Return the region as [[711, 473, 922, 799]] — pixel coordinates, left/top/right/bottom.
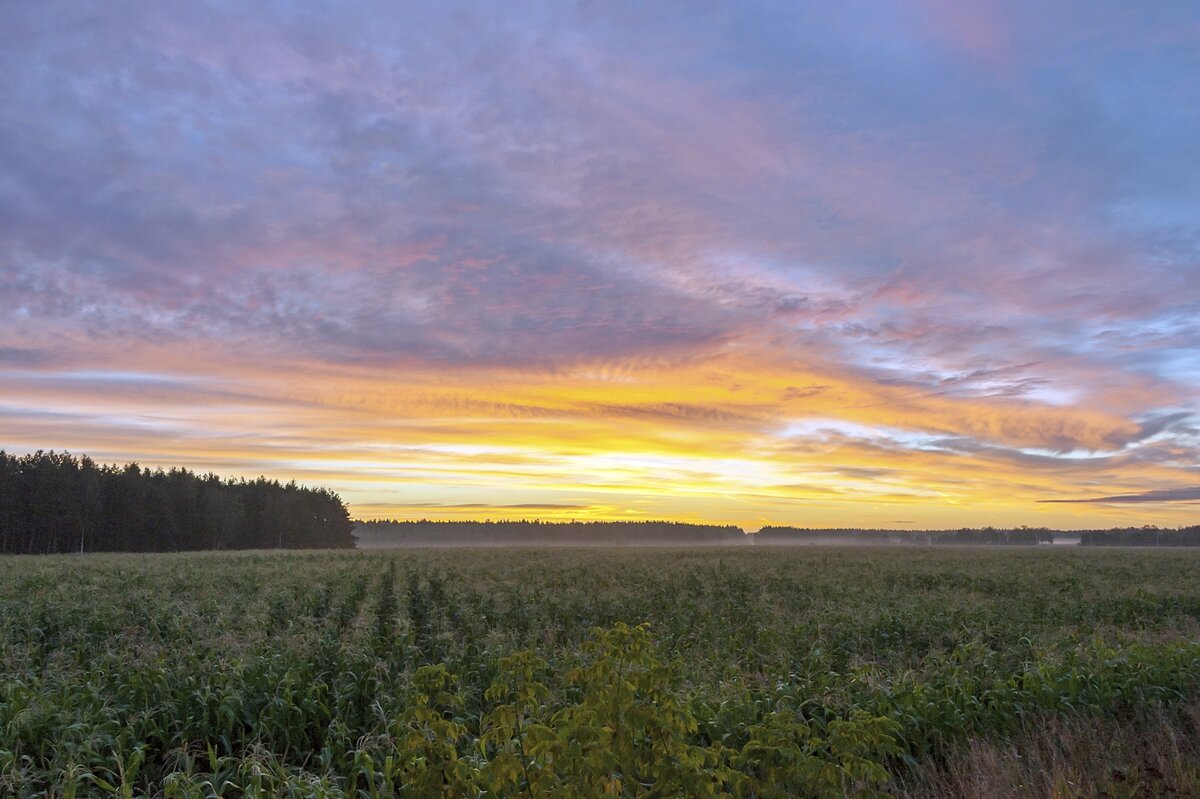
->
[[2, 546, 1199, 797]]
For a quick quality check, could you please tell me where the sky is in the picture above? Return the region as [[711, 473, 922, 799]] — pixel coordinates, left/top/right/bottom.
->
[[1, 1, 1198, 530]]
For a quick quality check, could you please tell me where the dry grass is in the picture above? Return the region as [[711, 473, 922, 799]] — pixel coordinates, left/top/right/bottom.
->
[[895, 706, 1200, 798]]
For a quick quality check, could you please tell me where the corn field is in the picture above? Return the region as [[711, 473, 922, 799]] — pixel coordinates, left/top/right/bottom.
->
[[3, 547, 1200, 797]]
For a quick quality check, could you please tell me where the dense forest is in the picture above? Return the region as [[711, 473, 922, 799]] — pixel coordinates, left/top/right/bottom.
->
[[0, 451, 355, 554], [1080, 526, 1200, 547], [3, 450, 1195, 554], [358, 521, 1200, 548], [755, 526, 1057, 545], [353, 519, 747, 547]]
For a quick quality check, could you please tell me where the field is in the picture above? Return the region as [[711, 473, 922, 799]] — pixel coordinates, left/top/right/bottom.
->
[[3, 547, 1200, 797]]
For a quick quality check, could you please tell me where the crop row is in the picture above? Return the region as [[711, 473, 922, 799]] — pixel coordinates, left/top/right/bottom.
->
[[2, 547, 1199, 796]]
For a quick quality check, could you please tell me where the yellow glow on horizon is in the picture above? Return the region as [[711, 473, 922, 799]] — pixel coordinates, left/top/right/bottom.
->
[[2, 338, 1196, 532]]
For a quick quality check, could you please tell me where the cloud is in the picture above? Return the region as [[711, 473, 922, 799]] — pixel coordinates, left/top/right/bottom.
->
[[1, 1, 1199, 527], [1040, 487, 1200, 504], [0, 347, 52, 366]]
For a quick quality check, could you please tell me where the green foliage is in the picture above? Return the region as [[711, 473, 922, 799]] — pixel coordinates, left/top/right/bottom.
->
[[0, 450, 355, 553], [390, 664, 478, 797], [2, 547, 1200, 796], [480, 649, 553, 795], [553, 622, 729, 797], [477, 623, 731, 798], [731, 708, 899, 799]]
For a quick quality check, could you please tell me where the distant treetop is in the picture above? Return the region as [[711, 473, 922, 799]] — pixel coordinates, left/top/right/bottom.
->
[[0, 450, 355, 554]]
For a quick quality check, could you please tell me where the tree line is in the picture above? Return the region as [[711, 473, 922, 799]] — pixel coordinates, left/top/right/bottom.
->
[[353, 519, 747, 547], [757, 526, 1200, 546], [358, 521, 1200, 548], [0, 450, 355, 554], [754, 526, 1057, 545], [1079, 526, 1200, 547]]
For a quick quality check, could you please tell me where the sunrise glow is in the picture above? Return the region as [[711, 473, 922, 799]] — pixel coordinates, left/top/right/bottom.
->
[[2, 3, 1198, 529]]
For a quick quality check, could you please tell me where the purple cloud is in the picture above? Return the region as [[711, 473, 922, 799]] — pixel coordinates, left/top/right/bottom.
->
[[1041, 487, 1200, 504], [1, 1, 1198, 523]]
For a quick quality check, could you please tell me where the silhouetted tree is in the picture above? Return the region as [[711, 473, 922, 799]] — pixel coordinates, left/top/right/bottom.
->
[[0, 450, 355, 553], [353, 519, 747, 547]]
